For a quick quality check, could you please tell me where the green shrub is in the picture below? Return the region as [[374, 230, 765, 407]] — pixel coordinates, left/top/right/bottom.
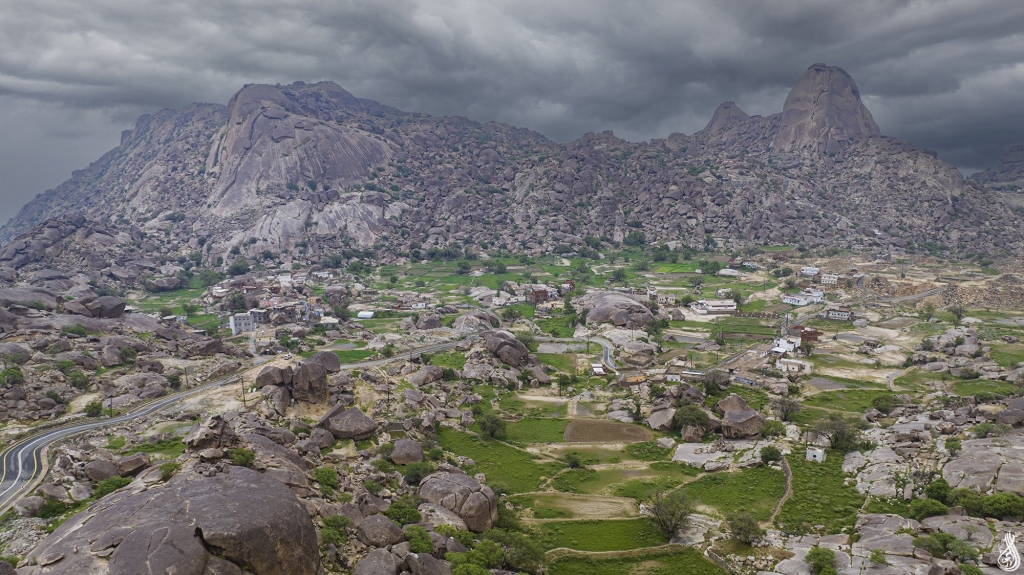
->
[[438, 524, 477, 548], [405, 525, 434, 553], [869, 549, 887, 566], [760, 445, 782, 464], [384, 496, 422, 525], [762, 420, 787, 437], [84, 401, 104, 417], [924, 478, 950, 504], [947, 489, 984, 516], [313, 466, 339, 495], [728, 512, 764, 543], [159, 462, 181, 481], [0, 557, 18, 568], [37, 500, 72, 519], [870, 394, 899, 414], [451, 565, 490, 575], [910, 498, 949, 521], [945, 437, 962, 456], [67, 370, 89, 389], [403, 462, 434, 486], [958, 564, 984, 575], [805, 546, 835, 575], [981, 492, 1024, 519], [448, 539, 504, 570], [62, 324, 87, 336], [378, 442, 395, 459], [363, 480, 383, 496], [228, 448, 255, 468], [93, 476, 132, 499], [371, 459, 395, 474], [913, 532, 958, 558]]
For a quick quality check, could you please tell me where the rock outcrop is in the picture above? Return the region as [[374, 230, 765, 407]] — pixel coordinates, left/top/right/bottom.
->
[[18, 466, 320, 575], [772, 63, 880, 152], [480, 330, 530, 368], [714, 393, 765, 438], [418, 471, 498, 532]]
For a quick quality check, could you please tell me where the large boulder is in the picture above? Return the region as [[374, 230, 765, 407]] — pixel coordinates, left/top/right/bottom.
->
[[353, 548, 398, 575], [579, 291, 653, 329], [184, 415, 237, 451], [115, 453, 151, 477], [721, 409, 766, 438], [292, 359, 327, 403], [647, 407, 675, 432], [713, 393, 750, 416], [407, 553, 451, 575], [89, 295, 127, 318], [418, 472, 498, 532], [324, 407, 378, 440], [408, 366, 444, 387], [390, 439, 424, 465], [255, 365, 287, 387], [84, 460, 120, 482], [480, 330, 530, 368], [18, 466, 319, 575], [415, 314, 443, 330], [310, 350, 342, 373], [356, 514, 405, 547]]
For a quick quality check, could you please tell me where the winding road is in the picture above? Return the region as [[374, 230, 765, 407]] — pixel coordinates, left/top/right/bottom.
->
[[0, 334, 481, 516]]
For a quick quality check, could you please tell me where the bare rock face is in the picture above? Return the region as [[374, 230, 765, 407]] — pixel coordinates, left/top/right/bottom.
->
[[480, 329, 530, 368], [356, 514, 405, 547], [580, 292, 653, 329], [407, 365, 444, 387], [714, 393, 765, 438], [323, 407, 378, 440], [418, 471, 498, 532], [353, 548, 398, 575], [703, 101, 750, 134], [971, 143, 1024, 190], [18, 466, 320, 575], [255, 365, 288, 387], [291, 359, 327, 403], [390, 439, 424, 465], [772, 63, 880, 152], [84, 460, 120, 482], [310, 350, 342, 373], [184, 415, 238, 451]]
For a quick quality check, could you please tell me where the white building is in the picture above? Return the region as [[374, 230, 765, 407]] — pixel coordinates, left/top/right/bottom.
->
[[690, 299, 737, 315], [801, 266, 820, 277], [229, 312, 255, 335], [770, 335, 802, 355], [820, 273, 839, 285], [776, 357, 813, 374], [591, 363, 606, 376], [806, 447, 826, 463], [356, 310, 376, 319]]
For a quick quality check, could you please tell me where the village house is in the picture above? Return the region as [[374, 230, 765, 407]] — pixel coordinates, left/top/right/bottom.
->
[[690, 299, 737, 315], [769, 335, 802, 356], [229, 312, 255, 336], [776, 357, 813, 374], [820, 273, 839, 285], [820, 305, 854, 321], [716, 288, 732, 299], [356, 310, 375, 319], [806, 447, 826, 463], [657, 292, 677, 306], [801, 266, 820, 277]]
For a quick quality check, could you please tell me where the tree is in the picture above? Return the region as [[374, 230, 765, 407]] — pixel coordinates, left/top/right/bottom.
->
[[945, 437, 962, 456], [227, 257, 250, 276], [981, 492, 1024, 519], [84, 401, 103, 417], [181, 303, 200, 316], [381, 343, 396, 358], [760, 445, 782, 464], [673, 404, 709, 431], [564, 451, 584, 469], [924, 478, 950, 504], [812, 414, 863, 452], [0, 367, 25, 387], [772, 397, 801, 422], [501, 308, 522, 322], [479, 414, 507, 439], [728, 512, 764, 544], [910, 498, 949, 521], [611, 268, 628, 283], [949, 305, 966, 325], [701, 370, 730, 395], [646, 489, 696, 539], [514, 331, 535, 350], [870, 394, 899, 415], [490, 261, 507, 274]]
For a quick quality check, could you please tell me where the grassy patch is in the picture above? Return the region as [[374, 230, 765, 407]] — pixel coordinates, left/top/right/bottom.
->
[[954, 379, 1018, 397], [865, 498, 914, 518], [123, 438, 185, 459], [536, 353, 576, 374], [547, 547, 727, 575], [681, 466, 785, 521], [551, 468, 599, 494], [503, 418, 570, 444], [533, 518, 667, 551], [625, 441, 673, 461], [426, 351, 466, 370], [535, 317, 576, 338], [802, 389, 898, 414], [437, 429, 562, 494], [333, 349, 376, 364], [776, 451, 865, 534]]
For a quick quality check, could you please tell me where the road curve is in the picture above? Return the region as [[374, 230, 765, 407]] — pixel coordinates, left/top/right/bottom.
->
[[0, 334, 480, 516], [536, 336, 617, 370]]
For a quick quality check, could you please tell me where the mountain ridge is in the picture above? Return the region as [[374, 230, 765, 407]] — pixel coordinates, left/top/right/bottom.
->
[[2, 64, 1021, 282]]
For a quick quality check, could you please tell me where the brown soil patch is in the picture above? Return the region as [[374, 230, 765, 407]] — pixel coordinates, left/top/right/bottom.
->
[[563, 420, 653, 443]]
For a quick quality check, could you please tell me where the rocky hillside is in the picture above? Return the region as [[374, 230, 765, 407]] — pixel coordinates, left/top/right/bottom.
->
[[2, 63, 1021, 282], [970, 144, 1024, 191]]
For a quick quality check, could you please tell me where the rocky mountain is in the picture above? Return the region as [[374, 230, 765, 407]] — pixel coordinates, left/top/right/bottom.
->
[[2, 63, 1021, 282], [970, 144, 1024, 191]]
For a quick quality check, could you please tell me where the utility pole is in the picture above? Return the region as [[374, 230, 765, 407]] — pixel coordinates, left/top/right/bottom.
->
[[241, 378, 247, 409]]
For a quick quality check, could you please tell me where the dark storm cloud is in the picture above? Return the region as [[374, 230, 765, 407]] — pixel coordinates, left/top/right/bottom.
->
[[1, 0, 1022, 223]]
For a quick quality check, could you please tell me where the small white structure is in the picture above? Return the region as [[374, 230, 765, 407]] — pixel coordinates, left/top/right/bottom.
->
[[356, 310, 376, 319], [318, 316, 340, 326], [820, 305, 854, 321], [411, 301, 428, 310], [229, 312, 255, 335], [591, 363, 606, 376], [716, 288, 732, 299], [821, 273, 839, 285], [691, 299, 737, 315], [776, 358, 813, 374], [801, 266, 820, 277], [806, 447, 826, 463]]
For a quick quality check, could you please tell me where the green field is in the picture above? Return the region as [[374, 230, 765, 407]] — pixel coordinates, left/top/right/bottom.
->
[[503, 418, 570, 444], [680, 466, 785, 521], [427, 351, 467, 370], [552, 462, 699, 496], [534, 317, 576, 338], [802, 389, 897, 414], [536, 353, 576, 374], [990, 345, 1024, 369], [437, 429, 563, 493], [954, 379, 1018, 397], [776, 451, 864, 534], [533, 518, 667, 551]]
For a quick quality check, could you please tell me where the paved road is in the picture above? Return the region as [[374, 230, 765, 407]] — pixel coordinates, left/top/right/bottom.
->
[[0, 334, 479, 516]]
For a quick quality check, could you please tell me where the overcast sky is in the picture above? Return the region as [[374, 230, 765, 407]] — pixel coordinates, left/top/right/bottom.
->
[[1, 0, 1022, 224]]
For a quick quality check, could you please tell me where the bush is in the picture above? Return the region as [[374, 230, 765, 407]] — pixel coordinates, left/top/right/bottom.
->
[[673, 404, 709, 430], [84, 401, 104, 417], [67, 370, 90, 389], [321, 515, 350, 546], [806, 546, 836, 575], [403, 462, 434, 486], [479, 414, 507, 439], [405, 525, 434, 553], [947, 488, 984, 516], [363, 480, 383, 496], [62, 324, 87, 336], [760, 445, 782, 465], [0, 367, 25, 387], [159, 462, 181, 481], [438, 524, 477, 548], [728, 512, 764, 544], [564, 451, 584, 469], [384, 496, 422, 525], [923, 478, 950, 504], [93, 476, 132, 499], [451, 565, 490, 575], [870, 394, 899, 415], [869, 548, 887, 566], [228, 448, 255, 468], [981, 492, 1024, 519], [762, 419, 787, 437], [314, 466, 339, 495], [484, 528, 544, 573], [625, 441, 671, 461], [945, 437, 962, 456], [37, 500, 72, 519], [448, 539, 504, 570], [910, 498, 949, 521]]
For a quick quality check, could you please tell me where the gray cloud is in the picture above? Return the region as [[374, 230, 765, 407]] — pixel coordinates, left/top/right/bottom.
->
[[1, 0, 1022, 223]]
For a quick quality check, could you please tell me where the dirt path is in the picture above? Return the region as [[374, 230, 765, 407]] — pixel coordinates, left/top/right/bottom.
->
[[516, 493, 639, 522], [766, 456, 793, 526]]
